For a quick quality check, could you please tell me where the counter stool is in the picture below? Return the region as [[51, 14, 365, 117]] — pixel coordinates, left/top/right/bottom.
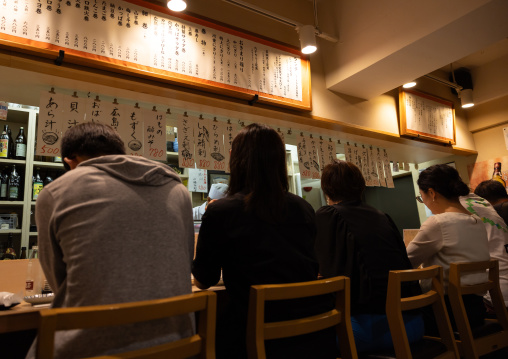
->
[[448, 260, 508, 359], [36, 291, 217, 359], [362, 265, 459, 359], [246, 276, 358, 359]]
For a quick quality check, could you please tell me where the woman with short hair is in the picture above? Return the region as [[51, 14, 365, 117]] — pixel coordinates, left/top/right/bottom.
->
[[315, 159, 423, 353]]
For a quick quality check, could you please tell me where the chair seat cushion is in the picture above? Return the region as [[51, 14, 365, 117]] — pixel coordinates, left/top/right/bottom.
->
[[359, 338, 449, 359]]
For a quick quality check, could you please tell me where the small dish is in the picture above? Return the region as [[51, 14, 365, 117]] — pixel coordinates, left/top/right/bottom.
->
[[24, 293, 54, 305]]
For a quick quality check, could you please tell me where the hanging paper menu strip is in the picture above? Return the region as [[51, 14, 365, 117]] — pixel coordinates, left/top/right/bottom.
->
[[344, 143, 353, 163], [297, 135, 311, 179], [187, 168, 208, 193], [360, 147, 373, 186], [143, 108, 166, 160], [375, 148, 387, 188], [85, 97, 106, 123], [382, 149, 395, 188], [36, 91, 63, 157], [307, 136, 320, 179], [367, 147, 380, 187], [224, 121, 238, 173], [318, 138, 327, 172], [121, 106, 144, 157], [177, 114, 197, 168], [61, 94, 85, 134], [210, 120, 226, 171], [194, 116, 213, 170]]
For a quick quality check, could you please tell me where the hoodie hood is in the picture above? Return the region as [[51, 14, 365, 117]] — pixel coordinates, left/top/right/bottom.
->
[[77, 155, 182, 186]]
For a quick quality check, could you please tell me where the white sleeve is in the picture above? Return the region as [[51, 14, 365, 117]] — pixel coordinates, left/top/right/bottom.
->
[[406, 215, 444, 268]]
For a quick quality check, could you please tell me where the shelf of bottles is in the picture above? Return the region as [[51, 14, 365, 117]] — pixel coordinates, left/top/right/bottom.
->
[[0, 104, 33, 260]]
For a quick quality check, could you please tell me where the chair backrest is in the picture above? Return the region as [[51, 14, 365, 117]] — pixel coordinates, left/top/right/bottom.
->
[[386, 265, 459, 359], [246, 276, 358, 359], [448, 259, 508, 359], [36, 291, 216, 359]]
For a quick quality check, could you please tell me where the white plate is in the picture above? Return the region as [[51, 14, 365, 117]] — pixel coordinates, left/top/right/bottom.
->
[[24, 293, 54, 305]]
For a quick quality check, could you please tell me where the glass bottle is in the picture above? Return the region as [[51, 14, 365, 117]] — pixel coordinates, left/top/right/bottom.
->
[[7, 127, 14, 159], [492, 162, 506, 187], [43, 171, 54, 186], [32, 167, 43, 200], [15, 127, 27, 160], [3, 233, 16, 260], [0, 130, 9, 158], [19, 246, 27, 259], [25, 246, 43, 297], [7, 165, 21, 201], [0, 167, 8, 200]]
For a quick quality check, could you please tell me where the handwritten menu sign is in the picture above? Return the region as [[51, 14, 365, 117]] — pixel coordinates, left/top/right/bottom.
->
[[382, 149, 395, 188], [399, 89, 455, 145], [36, 92, 63, 157], [297, 135, 311, 179], [224, 121, 237, 173], [187, 168, 207, 193], [210, 120, 226, 171], [0, 0, 310, 110], [376, 148, 387, 187], [367, 147, 379, 187], [177, 114, 197, 168], [194, 116, 212, 170], [61, 94, 85, 133], [344, 143, 352, 163], [307, 136, 320, 179], [121, 106, 144, 157], [144, 108, 165, 160]]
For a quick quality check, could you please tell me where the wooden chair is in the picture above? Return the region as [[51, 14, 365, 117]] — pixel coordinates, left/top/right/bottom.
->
[[246, 276, 358, 359], [36, 291, 217, 359], [448, 260, 508, 359], [363, 265, 459, 359]]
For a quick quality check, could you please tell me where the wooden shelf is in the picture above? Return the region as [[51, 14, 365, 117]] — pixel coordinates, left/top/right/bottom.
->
[[0, 229, 22, 234], [29, 232, 37, 236], [0, 158, 26, 165], [32, 161, 64, 169], [0, 201, 24, 206]]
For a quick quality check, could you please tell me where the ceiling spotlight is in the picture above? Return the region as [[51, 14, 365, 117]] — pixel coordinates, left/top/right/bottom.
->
[[460, 88, 474, 108], [167, 0, 186, 11], [403, 82, 417, 89], [298, 25, 317, 54]]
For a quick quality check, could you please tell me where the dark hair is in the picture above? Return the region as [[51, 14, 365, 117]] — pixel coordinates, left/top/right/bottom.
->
[[474, 180, 508, 202], [321, 160, 366, 202], [227, 123, 288, 222], [61, 122, 126, 163], [417, 164, 469, 199]]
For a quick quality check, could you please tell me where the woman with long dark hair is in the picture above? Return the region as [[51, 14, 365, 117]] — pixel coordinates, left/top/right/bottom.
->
[[192, 123, 337, 359], [408, 164, 490, 333]]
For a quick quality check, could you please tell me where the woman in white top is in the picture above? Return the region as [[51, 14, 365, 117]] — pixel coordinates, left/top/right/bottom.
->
[[407, 164, 490, 334]]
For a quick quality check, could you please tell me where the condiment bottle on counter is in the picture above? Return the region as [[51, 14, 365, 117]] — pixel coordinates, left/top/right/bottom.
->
[[25, 246, 43, 297], [19, 246, 27, 259], [3, 233, 16, 260]]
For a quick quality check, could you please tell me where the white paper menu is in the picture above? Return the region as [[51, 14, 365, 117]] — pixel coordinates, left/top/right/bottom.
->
[[0, 0, 305, 105]]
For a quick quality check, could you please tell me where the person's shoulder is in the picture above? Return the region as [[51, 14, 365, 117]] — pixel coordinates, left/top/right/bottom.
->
[[286, 192, 314, 212]]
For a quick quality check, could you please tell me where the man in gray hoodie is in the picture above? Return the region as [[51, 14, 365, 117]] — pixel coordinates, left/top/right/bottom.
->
[[29, 122, 195, 359]]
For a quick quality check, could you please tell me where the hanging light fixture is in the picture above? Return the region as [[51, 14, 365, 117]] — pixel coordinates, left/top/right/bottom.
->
[[299, 25, 317, 54], [460, 88, 474, 108], [402, 82, 416, 88], [167, 0, 187, 12]]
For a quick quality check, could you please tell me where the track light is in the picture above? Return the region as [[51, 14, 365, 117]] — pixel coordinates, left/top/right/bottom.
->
[[298, 25, 317, 54], [167, 0, 186, 11], [403, 82, 416, 89], [460, 88, 474, 108]]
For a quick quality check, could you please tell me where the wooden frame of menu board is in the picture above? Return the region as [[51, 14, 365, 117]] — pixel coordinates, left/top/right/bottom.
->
[[399, 88, 456, 145], [0, 0, 311, 111]]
